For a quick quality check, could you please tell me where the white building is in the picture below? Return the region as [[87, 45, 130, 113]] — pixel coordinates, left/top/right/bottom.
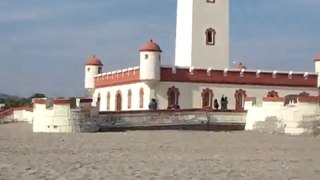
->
[[85, 0, 320, 112]]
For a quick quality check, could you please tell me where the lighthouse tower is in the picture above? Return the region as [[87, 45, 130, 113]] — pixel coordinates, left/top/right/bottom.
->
[[84, 55, 103, 96], [139, 40, 162, 84], [174, 0, 229, 69]]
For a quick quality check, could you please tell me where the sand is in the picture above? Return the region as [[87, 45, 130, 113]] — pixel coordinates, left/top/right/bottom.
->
[[1, 123, 320, 180]]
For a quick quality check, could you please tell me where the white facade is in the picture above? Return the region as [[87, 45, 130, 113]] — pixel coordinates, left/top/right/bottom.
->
[[139, 51, 161, 82], [315, 60, 320, 87], [93, 82, 152, 111], [95, 81, 318, 111], [13, 109, 33, 123], [152, 82, 318, 110], [175, 0, 229, 69]]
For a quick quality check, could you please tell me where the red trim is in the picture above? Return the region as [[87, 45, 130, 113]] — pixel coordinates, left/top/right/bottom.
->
[[12, 107, 33, 112], [0, 108, 14, 116], [33, 98, 46, 104], [95, 69, 140, 88], [299, 96, 320, 103], [160, 67, 317, 87], [53, 99, 71, 105], [244, 97, 256, 101], [263, 97, 285, 102]]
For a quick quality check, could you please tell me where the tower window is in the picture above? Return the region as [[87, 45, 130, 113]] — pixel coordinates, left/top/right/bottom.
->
[[98, 67, 102, 74], [145, 54, 149, 60], [205, 28, 216, 45], [87, 67, 90, 72], [207, 0, 215, 3]]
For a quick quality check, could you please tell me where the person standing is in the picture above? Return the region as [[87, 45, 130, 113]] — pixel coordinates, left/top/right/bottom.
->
[[214, 99, 219, 110]]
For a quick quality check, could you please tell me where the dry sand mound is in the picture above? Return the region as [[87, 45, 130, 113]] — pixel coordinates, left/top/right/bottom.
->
[[1, 123, 320, 179]]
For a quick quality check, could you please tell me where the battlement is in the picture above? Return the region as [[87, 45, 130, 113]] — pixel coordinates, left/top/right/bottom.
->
[[94, 66, 140, 88], [160, 66, 318, 87]]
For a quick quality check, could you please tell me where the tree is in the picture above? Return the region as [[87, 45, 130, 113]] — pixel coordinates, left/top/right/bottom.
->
[[29, 93, 46, 99]]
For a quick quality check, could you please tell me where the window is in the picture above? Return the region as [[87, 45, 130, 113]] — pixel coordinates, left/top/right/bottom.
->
[[207, 0, 215, 3], [205, 28, 216, 45], [201, 88, 213, 108], [107, 92, 110, 110], [139, 88, 144, 108], [98, 67, 102, 74], [87, 67, 90, 72], [145, 54, 149, 60], [128, 90, 132, 109], [167, 86, 180, 109], [115, 90, 122, 111], [235, 89, 247, 110]]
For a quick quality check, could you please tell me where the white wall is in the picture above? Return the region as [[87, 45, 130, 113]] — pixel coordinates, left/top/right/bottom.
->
[[175, 0, 229, 69], [245, 99, 320, 135], [93, 82, 152, 111], [85, 65, 101, 90], [315, 61, 320, 87], [140, 52, 161, 82], [13, 110, 33, 123], [152, 82, 318, 110], [175, 0, 193, 67], [33, 103, 75, 133]]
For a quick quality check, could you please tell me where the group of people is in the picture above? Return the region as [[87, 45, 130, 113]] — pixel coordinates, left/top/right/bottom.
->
[[149, 96, 228, 111], [214, 95, 228, 110]]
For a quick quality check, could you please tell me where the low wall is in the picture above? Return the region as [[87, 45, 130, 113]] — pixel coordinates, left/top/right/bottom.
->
[[94, 109, 247, 132], [33, 98, 93, 133], [245, 96, 320, 135]]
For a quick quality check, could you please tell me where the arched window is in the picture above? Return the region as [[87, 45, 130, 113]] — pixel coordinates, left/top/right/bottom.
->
[[128, 89, 132, 109], [115, 90, 122, 111], [106, 92, 110, 110], [235, 89, 247, 110], [167, 86, 180, 109], [267, 90, 279, 98], [139, 88, 144, 108], [201, 88, 213, 108], [205, 28, 216, 45]]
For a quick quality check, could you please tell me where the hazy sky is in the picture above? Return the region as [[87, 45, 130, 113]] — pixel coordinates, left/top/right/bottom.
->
[[1, 0, 320, 97]]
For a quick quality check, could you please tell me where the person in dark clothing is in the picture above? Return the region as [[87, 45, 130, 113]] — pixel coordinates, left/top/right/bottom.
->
[[224, 97, 228, 110], [220, 95, 225, 110], [148, 98, 158, 110], [214, 99, 219, 110]]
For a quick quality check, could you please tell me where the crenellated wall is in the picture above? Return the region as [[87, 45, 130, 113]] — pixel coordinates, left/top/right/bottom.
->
[[160, 67, 318, 87], [94, 67, 140, 88]]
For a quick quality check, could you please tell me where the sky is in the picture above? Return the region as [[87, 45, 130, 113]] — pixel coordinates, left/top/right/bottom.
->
[[1, 0, 320, 97]]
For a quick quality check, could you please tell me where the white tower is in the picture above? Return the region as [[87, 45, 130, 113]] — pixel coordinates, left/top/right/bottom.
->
[[139, 40, 162, 83], [84, 55, 103, 96], [175, 0, 229, 69], [315, 55, 320, 88]]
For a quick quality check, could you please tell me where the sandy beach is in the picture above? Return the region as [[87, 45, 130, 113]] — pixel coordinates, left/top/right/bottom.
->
[[1, 123, 320, 180]]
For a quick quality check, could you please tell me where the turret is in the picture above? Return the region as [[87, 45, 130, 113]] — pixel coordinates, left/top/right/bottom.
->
[[139, 40, 162, 83], [84, 55, 103, 96], [315, 55, 320, 88]]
